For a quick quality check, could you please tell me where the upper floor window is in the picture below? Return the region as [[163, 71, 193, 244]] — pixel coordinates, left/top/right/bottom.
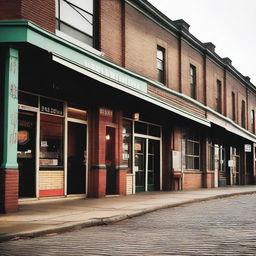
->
[[216, 80, 222, 113], [241, 100, 246, 128], [56, 0, 94, 46], [190, 64, 196, 99], [157, 46, 165, 84], [251, 109, 255, 133], [232, 92, 236, 121]]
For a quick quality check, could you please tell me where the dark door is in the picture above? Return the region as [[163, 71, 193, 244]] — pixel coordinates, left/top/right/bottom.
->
[[106, 127, 116, 195], [18, 110, 37, 198], [67, 122, 86, 194]]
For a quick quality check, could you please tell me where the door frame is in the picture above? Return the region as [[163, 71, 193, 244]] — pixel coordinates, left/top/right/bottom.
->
[[18, 103, 39, 199], [66, 116, 88, 196], [133, 133, 162, 193]]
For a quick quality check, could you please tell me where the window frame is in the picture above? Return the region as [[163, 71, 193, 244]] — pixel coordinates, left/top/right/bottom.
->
[[232, 92, 236, 121], [190, 64, 197, 99], [55, 0, 95, 47], [251, 109, 255, 133], [185, 138, 200, 171], [241, 100, 246, 128], [156, 46, 165, 84], [216, 79, 222, 113]]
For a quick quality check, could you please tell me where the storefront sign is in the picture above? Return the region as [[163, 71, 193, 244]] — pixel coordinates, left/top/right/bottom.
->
[[84, 60, 147, 93], [40, 97, 63, 116], [244, 144, 252, 152]]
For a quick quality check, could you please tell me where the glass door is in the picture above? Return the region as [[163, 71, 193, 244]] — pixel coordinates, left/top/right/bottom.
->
[[134, 137, 160, 192], [18, 110, 37, 198], [147, 139, 160, 191], [135, 137, 146, 192]]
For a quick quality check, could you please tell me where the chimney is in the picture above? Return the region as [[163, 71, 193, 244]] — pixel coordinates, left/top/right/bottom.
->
[[174, 19, 190, 31], [223, 57, 232, 65], [204, 42, 216, 52]]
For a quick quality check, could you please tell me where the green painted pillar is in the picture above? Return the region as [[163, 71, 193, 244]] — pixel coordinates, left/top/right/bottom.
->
[[0, 47, 19, 213]]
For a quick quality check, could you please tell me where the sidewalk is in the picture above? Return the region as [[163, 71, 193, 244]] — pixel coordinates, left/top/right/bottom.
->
[[1, 185, 256, 242]]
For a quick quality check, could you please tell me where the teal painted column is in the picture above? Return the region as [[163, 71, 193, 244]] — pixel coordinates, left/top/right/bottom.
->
[[0, 47, 19, 213]]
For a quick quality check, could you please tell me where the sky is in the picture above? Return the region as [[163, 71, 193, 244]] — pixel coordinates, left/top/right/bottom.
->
[[148, 0, 256, 86]]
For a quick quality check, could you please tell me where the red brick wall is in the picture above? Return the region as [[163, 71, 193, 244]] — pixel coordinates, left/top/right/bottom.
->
[[183, 172, 203, 189], [124, 3, 179, 90], [0, 169, 19, 213], [99, 0, 123, 65], [180, 40, 205, 104], [205, 172, 214, 188], [0, 0, 21, 19], [206, 58, 225, 112], [0, 0, 55, 32], [226, 73, 247, 128]]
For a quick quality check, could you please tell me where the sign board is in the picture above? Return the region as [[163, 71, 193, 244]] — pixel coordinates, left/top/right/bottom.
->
[[172, 150, 181, 170], [40, 97, 63, 116], [244, 144, 252, 153]]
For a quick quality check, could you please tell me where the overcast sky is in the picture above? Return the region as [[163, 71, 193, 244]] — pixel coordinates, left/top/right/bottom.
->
[[148, 0, 256, 86]]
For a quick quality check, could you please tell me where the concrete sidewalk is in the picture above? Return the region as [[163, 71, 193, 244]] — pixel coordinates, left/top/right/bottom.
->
[[1, 186, 256, 242]]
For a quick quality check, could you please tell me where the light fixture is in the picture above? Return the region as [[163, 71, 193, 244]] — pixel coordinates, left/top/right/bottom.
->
[[133, 112, 139, 121], [106, 134, 110, 140]]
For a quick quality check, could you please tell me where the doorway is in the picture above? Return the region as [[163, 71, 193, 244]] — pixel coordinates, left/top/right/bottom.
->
[[134, 137, 160, 192], [67, 122, 87, 194], [106, 126, 116, 195], [18, 110, 37, 198]]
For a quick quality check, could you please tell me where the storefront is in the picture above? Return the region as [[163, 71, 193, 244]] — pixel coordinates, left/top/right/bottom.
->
[[122, 119, 162, 194], [17, 91, 88, 199]]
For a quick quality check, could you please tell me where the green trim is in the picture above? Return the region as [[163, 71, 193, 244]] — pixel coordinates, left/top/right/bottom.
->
[[135, 185, 145, 193], [0, 21, 255, 141], [1, 47, 19, 169]]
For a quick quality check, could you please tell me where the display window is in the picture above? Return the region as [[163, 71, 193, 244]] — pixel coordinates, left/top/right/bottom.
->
[[39, 114, 64, 169]]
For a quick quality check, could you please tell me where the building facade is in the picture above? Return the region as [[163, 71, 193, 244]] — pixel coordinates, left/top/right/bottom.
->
[[0, 0, 256, 213]]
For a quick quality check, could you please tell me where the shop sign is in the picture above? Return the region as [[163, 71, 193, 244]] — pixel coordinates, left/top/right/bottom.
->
[[83, 59, 147, 93], [244, 144, 252, 152], [40, 97, 63, 116]]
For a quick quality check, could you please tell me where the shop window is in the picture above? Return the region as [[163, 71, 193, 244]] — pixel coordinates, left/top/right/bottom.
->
[[122, 120, 132, 170], [148, 124, 161, 137], [135, 122, 147, 134], [18, 91, 38, 107], [40, 114, 64, 169], [56, 0, 94, 46], [157, 46, 165, 84], [190, 64, 197, 99]]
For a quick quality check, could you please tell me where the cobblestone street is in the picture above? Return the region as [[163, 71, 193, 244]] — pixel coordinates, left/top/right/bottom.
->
[[0, 194, 256, 255]]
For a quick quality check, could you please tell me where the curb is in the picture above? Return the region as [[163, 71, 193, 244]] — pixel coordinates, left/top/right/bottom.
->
[[0, 190, 255, 243]]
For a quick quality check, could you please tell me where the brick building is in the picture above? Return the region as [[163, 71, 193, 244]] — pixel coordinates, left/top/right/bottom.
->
[[0, 0, 255, 213]]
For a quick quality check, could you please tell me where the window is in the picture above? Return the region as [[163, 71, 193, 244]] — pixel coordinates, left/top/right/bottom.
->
[[40, 114, 64, 169], [232, 92, 236, 121], [190, 65, 197, 99], [186, 138, 200, 170], [241, 100, 246, 128], [56, 0, 94, 46], [251, 110, 255, 133], [122, 120, 132, 170], [216, 80, 222, 113], [157, 46, 165, 84]]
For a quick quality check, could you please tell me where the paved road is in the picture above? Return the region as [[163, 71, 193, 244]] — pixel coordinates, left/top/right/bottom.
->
[[0, 194, 256, 255]]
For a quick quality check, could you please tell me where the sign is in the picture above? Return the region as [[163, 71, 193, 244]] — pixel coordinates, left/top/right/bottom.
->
[[244, 144, 252, 153], [228, 160, 235, 167], [40, 97, 63, 116]]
